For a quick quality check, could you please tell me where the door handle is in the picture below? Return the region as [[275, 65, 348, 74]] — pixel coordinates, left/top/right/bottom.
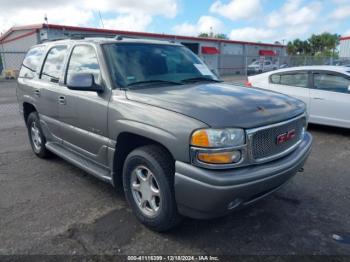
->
[[58, 96, 66, 105], [34, 89, 40, 97], [312, 97, 325, 100]]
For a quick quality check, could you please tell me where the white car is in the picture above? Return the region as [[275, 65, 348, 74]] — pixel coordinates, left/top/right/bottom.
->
[[247, 60, 277, 75], [248, 66, 350, 129]]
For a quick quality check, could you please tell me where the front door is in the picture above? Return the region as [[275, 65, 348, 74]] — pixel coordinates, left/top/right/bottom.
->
[[310, 71, 350, 128], [58, 44, 111, 166]]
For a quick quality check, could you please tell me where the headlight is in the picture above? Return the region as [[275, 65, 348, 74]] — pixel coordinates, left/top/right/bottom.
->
[[191, 128, 245, 165], [191, 128, 245, 148]]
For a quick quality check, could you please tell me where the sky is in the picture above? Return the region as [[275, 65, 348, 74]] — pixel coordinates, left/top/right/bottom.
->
[[0, 0, 349, 43]]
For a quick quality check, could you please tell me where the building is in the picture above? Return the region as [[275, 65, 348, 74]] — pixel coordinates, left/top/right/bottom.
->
[[0, 23, 286, 75], [339, 35, 350, 58]]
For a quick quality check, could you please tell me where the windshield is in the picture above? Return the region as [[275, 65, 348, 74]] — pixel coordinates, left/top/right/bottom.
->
[[103, 43, 218, 88], [250, 61, 260, 66]]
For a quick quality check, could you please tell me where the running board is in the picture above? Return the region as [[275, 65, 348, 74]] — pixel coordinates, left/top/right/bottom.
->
[[46, 142, 112, 183]]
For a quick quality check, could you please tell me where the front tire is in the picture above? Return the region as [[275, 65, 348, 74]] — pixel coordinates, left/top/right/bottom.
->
[[27, 112, 52, 158], [123, 145, 182, 231]]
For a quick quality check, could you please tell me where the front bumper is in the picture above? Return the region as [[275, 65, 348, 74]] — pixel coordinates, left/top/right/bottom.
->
[[174, 132, 312, 219]]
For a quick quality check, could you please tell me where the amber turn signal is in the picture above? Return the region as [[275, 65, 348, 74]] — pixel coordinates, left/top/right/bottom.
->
[[197, 151, 241, 164], [191, 130, 210, 147]]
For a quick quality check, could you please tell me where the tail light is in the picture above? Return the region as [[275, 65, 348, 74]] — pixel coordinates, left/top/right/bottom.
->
[[244, 81, 252, 87]]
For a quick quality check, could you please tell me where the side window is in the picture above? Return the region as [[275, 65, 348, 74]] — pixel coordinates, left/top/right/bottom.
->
[[66, 45, 100, 83], [270, 74, 281, 84], [314, 73, 350, 94], [280, 73, 308, 88], [41, 46, 68, 83], [19, 46, 45, 78]]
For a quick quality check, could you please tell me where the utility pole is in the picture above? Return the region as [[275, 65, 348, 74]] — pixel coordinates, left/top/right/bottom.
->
[[44, 14, 50, 41]]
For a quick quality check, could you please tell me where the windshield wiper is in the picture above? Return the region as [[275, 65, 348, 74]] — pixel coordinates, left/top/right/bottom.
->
[[181, 77, 222, 83], [126, 79, 183, 87]]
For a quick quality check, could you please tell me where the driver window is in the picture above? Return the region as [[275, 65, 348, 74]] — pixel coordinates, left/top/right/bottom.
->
[[66, 45, 101, 84], [314, 73, 350, 94]]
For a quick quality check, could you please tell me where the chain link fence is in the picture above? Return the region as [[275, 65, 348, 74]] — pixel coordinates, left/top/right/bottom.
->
[[1, 50, 350, 81], [200, 54, 350, 79], [0, 51, 26, 79]]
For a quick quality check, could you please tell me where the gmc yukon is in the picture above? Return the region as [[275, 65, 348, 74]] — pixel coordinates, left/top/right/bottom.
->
[[17, 37, 312, 231]]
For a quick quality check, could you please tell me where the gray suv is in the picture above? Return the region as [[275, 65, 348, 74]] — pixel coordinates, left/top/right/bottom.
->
[[17, 37, 312, 231]]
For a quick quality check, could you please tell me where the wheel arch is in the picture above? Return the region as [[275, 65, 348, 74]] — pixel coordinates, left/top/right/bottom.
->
[[112, 132, 175, 188], [23, 102, 37, 126]]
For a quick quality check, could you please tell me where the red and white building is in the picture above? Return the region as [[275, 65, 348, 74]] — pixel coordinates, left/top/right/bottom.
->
[[339, 35, 350, 58], [0, 23, 286, 75]]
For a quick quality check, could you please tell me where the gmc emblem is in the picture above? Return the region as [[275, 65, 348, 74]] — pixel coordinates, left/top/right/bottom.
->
[[276, 129, 296, 145]]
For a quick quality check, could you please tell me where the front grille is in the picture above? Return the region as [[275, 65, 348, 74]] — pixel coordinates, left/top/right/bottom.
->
[[250, 116, 306, 161]]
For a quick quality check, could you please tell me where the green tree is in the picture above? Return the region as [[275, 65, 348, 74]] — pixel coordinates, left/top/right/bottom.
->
[[287, 39, 311, 55], [198, 33, 228, 39], [309, 33, 339, 56], [214, 33, 228, 39], [198, 33, 210, 38], [287, 33, 340, 56]]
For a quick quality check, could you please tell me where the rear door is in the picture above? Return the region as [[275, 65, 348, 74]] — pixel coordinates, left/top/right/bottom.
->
[[18, 45, 46, 111], [58, 44, 111, 166], [310, 71, 350, 128], [36, 45, 69, 142], [268, 71, 311, 107]]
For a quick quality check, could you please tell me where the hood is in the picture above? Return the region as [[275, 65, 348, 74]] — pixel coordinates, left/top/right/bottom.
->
[[125, 83, 306, 129]]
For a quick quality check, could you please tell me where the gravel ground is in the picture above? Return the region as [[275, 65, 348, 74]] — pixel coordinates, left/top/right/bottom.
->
[[0, 80, 350, 256]]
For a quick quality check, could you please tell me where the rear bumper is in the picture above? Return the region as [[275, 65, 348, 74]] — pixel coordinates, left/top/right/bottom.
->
[[174, 132, 312, 219]]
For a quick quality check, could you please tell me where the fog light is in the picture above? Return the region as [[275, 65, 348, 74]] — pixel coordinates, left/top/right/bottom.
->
[[197, 150, 241, 164]]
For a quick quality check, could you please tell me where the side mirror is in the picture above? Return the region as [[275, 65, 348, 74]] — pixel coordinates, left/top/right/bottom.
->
[[67, 73, 103, 93]]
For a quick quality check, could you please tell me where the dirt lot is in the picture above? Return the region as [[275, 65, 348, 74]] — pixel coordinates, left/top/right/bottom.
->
[[1, 80, 350, 255]]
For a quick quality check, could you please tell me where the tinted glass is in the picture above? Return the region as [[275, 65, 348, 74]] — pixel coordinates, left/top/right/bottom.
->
[[314, 73, 350, 93], [103, 43, 217, 87], [41, 46, 68, 83], [280, 73, 308, 88], [270, 74, 280, 84], [19, 46, 45, 78], [67, 45, 100, 83]]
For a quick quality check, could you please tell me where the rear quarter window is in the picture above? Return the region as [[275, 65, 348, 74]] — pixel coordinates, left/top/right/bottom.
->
[[280, 72, 308, 88], [40, 45, 68, 83], [270, 74, 281, 84], [19, 46, 45, 78]]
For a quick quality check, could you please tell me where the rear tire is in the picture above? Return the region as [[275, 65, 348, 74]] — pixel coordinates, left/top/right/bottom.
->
[[27, 112, 52, 158], [123, 145, 182, 231]]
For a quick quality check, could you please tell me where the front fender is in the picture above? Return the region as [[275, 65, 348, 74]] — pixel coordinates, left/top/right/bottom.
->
[[108, 97, 208, 163]]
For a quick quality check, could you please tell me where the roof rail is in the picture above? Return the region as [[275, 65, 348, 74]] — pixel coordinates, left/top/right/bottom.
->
[[114, 35, 139, 40], [41, 33, 117, 42], [70, 33, 116, 39]]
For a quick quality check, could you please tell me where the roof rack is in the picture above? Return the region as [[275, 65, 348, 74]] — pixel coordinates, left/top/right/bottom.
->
[[114, 35, 139, 40], [69, 33, 116, 39], [41, 33, 117, 42]]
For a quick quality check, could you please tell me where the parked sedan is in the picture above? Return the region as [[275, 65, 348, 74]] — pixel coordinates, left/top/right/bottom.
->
[[248, 66, 350, 128], [247, 60, 277, 75]]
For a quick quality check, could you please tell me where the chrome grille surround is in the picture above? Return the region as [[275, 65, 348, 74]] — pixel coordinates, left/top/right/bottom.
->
[[246, 114, 306, 164]]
